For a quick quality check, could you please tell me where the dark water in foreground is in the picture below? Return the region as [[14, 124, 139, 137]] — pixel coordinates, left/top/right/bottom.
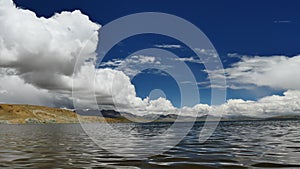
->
[[0, 120, 300, 169]]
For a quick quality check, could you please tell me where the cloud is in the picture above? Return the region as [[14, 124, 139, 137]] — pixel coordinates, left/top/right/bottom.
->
[[0, 0, 100, 106], [273, 20, 292, 24], [101, 55, 159, 67], [210, 54, 300, 90], [213, 90, 300, 117], [174, 57, 204, 64], [100, 55, 163, 77], [0, 72, 56, 106], [0, 88, 7, 94], [194, 48, 218, 58], [72, 63, 178, 116], [0, 0, 100, 91], [137, 89, 300, 118], [227, 53, 242, 58], [172, 48, 218, 66], [154, 44, 182, 49]]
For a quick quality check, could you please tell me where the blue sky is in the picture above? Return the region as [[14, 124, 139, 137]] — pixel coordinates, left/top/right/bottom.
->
[[14, 0, 300, 55], [13, 0, 300, 107]]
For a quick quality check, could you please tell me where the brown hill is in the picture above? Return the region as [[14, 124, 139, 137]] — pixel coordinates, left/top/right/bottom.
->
[[0, 104, 126, 124]]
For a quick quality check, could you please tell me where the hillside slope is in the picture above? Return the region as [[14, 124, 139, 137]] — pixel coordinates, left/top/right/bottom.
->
[[0, 104, 125, 124]]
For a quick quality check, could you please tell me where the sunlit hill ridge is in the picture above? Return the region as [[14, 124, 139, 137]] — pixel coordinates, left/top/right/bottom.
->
[[0, 104, 127, 124]]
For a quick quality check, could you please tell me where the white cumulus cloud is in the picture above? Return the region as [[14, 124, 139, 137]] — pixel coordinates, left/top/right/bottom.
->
[[213, 90, 300, 117], [211, 54, 300, 90], [0, 0, 100, 91]]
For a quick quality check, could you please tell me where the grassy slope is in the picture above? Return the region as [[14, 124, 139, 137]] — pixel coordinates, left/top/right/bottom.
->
[[0, 104, 128, 124]]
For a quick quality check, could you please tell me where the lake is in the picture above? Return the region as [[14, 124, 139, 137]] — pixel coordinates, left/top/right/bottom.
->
[[0, 120, 300, 168]]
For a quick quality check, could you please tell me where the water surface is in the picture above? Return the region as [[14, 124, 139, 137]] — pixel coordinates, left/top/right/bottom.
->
[[0, 120, 300, 168]]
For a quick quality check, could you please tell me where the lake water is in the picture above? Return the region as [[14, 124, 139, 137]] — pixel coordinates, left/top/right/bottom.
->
[[0, 120, 300, 168]]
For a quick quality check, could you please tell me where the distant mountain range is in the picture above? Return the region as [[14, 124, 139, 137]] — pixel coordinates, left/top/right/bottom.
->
[[0, 104, 299, 124]]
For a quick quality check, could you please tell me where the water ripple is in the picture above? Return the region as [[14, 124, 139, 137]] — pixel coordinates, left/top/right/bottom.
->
[[0, 120, 300, 168]]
